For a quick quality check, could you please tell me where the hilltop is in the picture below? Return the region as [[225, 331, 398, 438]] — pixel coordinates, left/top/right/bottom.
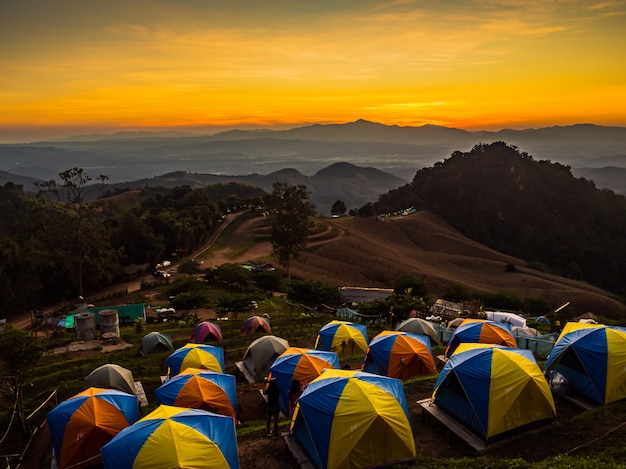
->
[[371, 142, 626, 299]]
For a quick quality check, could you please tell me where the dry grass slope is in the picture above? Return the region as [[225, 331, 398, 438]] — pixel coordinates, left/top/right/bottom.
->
[[287, 211, 625, 319]]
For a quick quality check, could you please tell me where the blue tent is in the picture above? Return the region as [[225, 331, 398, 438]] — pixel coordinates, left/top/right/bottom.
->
[[544, 325, 626, 405], [101, 405, 239, 469], [362, 331, 436, 380], [166, 343, 225, 376], [315, 320, 368, 357], [433, 344, 556, 442], [268, 347, 340, 416], [155, 369, 238, 420], [48, 388, 139, 469], [290, 369, 415, 469]]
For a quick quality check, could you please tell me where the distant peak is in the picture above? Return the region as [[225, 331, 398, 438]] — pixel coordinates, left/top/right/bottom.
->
[[269, 168, 304, 176], [347, 119, 383, 126]]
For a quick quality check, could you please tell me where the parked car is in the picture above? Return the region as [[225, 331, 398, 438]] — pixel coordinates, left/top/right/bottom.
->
[[153, 270, 171, 279]]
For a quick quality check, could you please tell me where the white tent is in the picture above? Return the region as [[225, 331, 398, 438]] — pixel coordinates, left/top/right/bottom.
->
[[485, 311, 526, 328]]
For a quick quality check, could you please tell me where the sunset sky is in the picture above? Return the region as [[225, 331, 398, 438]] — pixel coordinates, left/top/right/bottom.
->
[[1, 0, 625, 142]]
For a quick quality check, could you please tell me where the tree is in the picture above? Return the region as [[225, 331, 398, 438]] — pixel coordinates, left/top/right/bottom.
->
[[330, 200, 346, 217], [211, 263, 252, 291], [0, 325, 44, 439], [287, 279, 344, 309], [252, 270, 287, 293], [37, 168, 114, 298], [393, 274, 427, 297], [268, 183, 316, 280], [216, 292, 256, 320]]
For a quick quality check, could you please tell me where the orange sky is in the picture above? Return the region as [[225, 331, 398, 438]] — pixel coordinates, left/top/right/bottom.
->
[[1, 1, 626, 142]]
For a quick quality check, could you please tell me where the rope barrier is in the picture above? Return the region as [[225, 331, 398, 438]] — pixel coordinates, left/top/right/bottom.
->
[[564, 421, 626, 456]]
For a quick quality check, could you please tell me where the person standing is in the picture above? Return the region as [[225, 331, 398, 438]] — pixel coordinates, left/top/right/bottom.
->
[[288, 379, 301, 417], [264, 377, 280, 437]]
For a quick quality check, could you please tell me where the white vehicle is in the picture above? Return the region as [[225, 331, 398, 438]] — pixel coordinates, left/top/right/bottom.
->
[[162, 260, 171, 267]]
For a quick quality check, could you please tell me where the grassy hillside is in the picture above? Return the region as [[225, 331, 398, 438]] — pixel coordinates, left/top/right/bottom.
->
[[287, 212, 625, 319]]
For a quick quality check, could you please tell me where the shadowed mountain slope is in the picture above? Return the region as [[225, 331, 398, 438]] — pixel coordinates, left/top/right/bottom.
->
[[370, 142, 626, 298]]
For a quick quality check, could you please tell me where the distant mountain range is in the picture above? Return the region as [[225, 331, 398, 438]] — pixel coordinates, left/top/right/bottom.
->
[[1, 120, 625, 208], [102, 163, 406, 214]]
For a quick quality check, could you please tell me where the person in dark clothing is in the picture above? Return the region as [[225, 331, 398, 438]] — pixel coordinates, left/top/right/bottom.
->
[[264, 377, 280, 437], [288, 379, 301, 416]]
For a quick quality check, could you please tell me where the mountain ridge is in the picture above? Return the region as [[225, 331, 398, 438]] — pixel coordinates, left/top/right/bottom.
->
[[1, 120, 625, 194], [96, 162, 407, 214]]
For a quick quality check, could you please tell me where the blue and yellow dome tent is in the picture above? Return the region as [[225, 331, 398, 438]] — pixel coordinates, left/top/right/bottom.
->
[[155, 368, 238, 420], [268, 347, 340, 416], [48, 387, 139, 469], [433, 344, 556, 442], [444, 319, 517, 358], [362, 330, 437, 380], [166, 343, 225, 376], [544, 324, 626, 405], [290, 369, 416, 469], [101, 405, 239, 469], [315, 320, 368, 358]]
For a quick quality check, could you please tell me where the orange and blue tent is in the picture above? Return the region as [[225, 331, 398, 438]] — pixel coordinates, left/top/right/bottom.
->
[[362, 331, 437, 380], [190, 321, 222, 343], [101, 405, 239, 469], [241, 315, 271, 335], [544, 324, 626, 405], [48, 387, 139, 469], [267, 347, 340, 416], [155, 368, 237, 420], [445, 319, 516, 358], [433, 344, 556, 442], [290, 369, 416, 469], [166, 343, 225, 376], [314, 320, 368, 357]]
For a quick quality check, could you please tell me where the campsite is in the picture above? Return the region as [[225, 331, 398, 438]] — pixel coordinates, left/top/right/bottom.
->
[[5, 300, 626, 469], [3, 212, 626, 469]]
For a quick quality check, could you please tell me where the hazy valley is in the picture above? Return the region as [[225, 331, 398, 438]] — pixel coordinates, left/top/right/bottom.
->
[[2, 120, 625, 194]]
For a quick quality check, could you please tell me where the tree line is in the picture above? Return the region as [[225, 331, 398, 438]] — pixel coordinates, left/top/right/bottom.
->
[[0, 170, 269, 318]]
